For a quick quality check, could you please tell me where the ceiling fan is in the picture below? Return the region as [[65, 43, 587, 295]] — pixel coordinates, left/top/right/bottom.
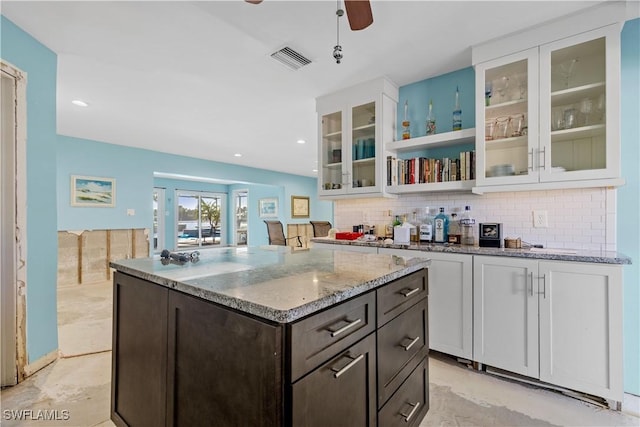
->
[[245, 0, 373, 31]]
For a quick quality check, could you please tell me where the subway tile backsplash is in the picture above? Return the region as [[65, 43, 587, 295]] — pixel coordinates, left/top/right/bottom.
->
[[333, 188, 617, 251]]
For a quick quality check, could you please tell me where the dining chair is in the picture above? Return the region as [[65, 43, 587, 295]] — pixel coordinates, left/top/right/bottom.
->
[[310, 221, 332, 237], [264, 220, 302, 247]]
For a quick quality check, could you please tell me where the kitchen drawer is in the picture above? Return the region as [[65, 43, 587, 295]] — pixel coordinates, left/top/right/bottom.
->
[[292, 333, 377, 427], [377, 297, 428, 407], [377, 269, 428, 327], [378, 356, 429, 427], [290, 291, 375, 381]]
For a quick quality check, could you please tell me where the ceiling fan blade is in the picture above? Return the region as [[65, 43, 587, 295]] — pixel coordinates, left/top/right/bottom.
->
[[245, 0, 263, 4], [344, 0, 373, 31]]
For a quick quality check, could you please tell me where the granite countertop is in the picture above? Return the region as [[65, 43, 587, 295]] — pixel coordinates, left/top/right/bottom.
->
[[311, 238, 632, 265], [110, 246, 429, 323]]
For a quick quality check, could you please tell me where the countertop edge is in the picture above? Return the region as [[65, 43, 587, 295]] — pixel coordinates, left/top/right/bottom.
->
[[110, 258, 430, 323], [311, 238, 632, 265]]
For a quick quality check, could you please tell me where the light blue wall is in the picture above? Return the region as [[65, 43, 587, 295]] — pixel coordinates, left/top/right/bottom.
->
[[58, 136, 333, 250], [397, 67, 475, 140], [619, 17, 640, 396], [1, 16, 59, 363]]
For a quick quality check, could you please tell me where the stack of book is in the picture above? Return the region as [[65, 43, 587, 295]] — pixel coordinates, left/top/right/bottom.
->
[[387, 151, 475, 186]]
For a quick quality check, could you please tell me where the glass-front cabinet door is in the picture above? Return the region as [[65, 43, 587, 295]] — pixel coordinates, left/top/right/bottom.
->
[[476, 48, 539, 186], [350, 102, 376, 192], [319, 110, 344, 195], [318, 100, 381, 197], [539, 26, 620, 182]]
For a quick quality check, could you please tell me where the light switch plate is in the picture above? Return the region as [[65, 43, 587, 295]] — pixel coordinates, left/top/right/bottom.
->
[[127, 209, 135, 216]]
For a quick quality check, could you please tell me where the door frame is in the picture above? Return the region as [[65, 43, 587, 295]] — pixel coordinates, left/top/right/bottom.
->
[[1, 60, 28, 386], [231, 189, 248, 246]]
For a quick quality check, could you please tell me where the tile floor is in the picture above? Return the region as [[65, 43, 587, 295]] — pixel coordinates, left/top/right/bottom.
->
[[1, 280, 638, 427]]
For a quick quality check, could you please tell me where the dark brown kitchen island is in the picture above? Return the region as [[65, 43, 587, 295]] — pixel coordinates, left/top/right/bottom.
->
[[110, 246, 430, 427]]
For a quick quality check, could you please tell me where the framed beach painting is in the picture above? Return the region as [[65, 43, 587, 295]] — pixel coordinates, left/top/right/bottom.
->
[[259, 198, 278, 218], [71, 175, 116, 207]]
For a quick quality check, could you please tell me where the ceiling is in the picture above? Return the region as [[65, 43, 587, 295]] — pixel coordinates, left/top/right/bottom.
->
[[3, 1, 606, 178]]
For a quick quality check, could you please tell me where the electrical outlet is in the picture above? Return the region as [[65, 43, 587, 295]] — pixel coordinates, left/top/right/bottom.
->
[[533, 210, 548, 228]]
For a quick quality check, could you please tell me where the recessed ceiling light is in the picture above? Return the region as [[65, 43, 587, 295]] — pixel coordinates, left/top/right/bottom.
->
[[296, 139, 306, 144], [234, 153, 242, 157], [71, 100, 89, 107], [312, 169, 318, 173]]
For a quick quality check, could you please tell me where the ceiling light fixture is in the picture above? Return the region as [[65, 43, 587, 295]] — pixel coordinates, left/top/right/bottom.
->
[[297, 139, 306, 144], [333, 1, 344, 64], [234, 153, 242, 157], [71, 99, 89, 107]]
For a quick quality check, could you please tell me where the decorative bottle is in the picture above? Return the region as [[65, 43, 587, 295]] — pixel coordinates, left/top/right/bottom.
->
[[460, 205, 476, 246], [419, 207, 433, 243], [447, 212, 460, 244], [409, 212, 419, 243], [402, 100, 411, 140], [434, 207, 449, 243], [426, 99, 436, 135], [453, 86, 462, 131]]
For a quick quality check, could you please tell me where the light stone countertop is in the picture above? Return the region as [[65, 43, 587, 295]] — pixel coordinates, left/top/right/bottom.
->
[[110, 246, 429, 323], [310, 238, 632, 265]]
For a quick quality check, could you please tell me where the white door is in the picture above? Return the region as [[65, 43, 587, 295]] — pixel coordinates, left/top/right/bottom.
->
[[473, 256, 539, 378], [152, 188, 165, 253], [538, 261, 623, 401]]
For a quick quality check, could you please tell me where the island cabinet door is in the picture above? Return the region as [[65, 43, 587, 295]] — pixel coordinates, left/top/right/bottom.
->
[[112, 272, 169, 427], [166, 290, 284, 427], [291, 333, 376, 427]]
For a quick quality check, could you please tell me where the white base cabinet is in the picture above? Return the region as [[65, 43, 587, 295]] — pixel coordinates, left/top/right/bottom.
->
[[538, 261, 623, 401], [474, 256, 623, 402], [379, 249, 473, 360]]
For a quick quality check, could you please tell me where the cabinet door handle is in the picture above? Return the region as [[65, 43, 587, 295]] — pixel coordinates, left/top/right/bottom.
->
[[529, 271, 534, 296], [528, 149, 534, 171], [539, 147, 547, 170], [331, 353, 364, 378], [400, 401, 420, 422], [399, 287, 420, 298], [400, 336, 420, 351], [328, 318, 362, 337], [539, 274, 546, 299]]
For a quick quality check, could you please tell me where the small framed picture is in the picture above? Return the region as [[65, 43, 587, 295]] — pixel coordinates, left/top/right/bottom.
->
[[71, 175, 116, 207], [259, 198, 278, 218], [291, 195, 310, 218]]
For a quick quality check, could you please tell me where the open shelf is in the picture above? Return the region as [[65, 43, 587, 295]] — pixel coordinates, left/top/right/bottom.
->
[[387, 180, 475, 194], [385, 128, 475, 153]]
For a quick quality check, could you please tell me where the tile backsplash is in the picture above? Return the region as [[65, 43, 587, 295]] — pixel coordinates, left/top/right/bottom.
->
[[333, 188, 617, 251]]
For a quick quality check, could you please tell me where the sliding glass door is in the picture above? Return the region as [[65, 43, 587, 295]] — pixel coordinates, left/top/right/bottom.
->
[[176, 190, 226, 249]]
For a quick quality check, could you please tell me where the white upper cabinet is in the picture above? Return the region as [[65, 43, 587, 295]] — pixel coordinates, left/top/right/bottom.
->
[[472, 4, 625, 193], [316, 78, 398, 199]]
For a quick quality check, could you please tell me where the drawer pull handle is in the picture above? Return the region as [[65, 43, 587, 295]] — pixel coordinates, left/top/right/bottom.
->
[[399, 287, 420, 297], [329, 318, 362, 337], [331, 354, 364, 378], [400, 401, 420, 422], [400, 336, 420, 351]]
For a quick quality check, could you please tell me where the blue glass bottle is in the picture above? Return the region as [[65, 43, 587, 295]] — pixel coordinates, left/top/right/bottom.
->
[[434, 207, 449, 243]]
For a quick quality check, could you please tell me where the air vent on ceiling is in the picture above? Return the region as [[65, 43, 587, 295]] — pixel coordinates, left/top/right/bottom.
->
[[270, 47, 312, 71]]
